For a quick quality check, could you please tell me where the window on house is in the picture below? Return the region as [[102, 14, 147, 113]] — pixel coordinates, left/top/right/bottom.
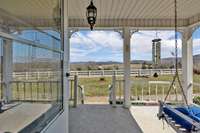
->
[[0, 0, 63, 132]]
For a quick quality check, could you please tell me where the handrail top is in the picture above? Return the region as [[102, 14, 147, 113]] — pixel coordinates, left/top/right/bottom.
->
[[149, 81, 171, 84], [194, 82, 200, 87], [11, 80, 61, 83]]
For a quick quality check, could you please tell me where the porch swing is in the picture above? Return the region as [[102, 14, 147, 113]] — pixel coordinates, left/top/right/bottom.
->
[[157, 0, 200, 132]]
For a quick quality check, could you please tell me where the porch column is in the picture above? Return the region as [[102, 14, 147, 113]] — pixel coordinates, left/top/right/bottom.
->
[[62, 0, 69, 132], [181, 28, 193, 104], [123, 27, 131, 108], [2, 39, 13, 103]]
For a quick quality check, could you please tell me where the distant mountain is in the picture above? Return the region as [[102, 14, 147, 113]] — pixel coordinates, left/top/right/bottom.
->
[[161, 54, 200, 65], [161, 57, 181, 64], [71, 54, 200, 66], [71, 61, 122, 65], [131, 60, 152, 64]]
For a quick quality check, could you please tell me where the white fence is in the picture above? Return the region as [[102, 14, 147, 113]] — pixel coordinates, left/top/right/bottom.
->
[[11, 69, 182, 80], [70, 69, 182, 77]]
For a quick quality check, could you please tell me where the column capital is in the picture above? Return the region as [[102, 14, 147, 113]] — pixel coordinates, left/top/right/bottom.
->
[[114, 29, 123, 38], [179, 27, 195, 40], [68, 28, 79, 38], [121, 27, 138, 39]]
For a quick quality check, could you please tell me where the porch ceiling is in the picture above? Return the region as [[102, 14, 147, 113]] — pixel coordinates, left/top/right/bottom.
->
[[69, 0, 200, 28], [0, 0, 200, 29]]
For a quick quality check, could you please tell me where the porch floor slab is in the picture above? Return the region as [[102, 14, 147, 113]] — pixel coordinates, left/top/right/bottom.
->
[[69, 104, 143, 133], [130, 106, 175, 133], [0, 103, 51, 132]]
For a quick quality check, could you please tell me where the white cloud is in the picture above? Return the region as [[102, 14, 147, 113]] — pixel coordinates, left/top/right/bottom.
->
[[70, 30, 200, 62], [70, 31, 123, 62]]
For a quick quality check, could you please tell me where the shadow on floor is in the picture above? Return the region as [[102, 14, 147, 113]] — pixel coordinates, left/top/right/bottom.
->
[[69, 104, 143, 133]]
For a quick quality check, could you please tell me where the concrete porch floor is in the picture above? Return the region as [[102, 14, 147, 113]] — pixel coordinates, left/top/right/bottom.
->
[[69, 104, 143, 133], [69, 105, 176, 133], [0, 103, 51, 132], [130, 106, 175, 133]]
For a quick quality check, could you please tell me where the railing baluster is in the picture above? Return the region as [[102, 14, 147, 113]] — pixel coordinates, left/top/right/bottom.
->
[[43, 82, 45, 99], [156, 84, 158, 101], [74, 75, 78, 107], [37, 82, 39, 100], [119, 81, 122, 101], [142, 87, 144, 101], [112, 72, 116, 107], [148, 85, 151, 101], [17, 82, 19, 100], [1, 82, 3, 99], [71, 79, 73, 100], [56, 81, 59, 102], [30, 82, 33, 100], [24, 82, 26, 100], [135, 87, 138, 100], [50, 81, 53, 100], [162, 87, 165, 101]]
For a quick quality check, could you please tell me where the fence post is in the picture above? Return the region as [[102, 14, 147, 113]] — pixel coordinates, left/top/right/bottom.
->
[[112, 71, 116, 107], [102, 70, 104, 76], [138, 69, 140, 77], [160, 70, 163, 75], [37, 71, 40, 80], [26, 72, 28, 80], [74, 75, 78, 107], [48, 71, 50, 79]]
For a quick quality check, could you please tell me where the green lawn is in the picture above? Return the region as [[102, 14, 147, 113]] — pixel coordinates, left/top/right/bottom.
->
[[79, 74, 200, 97]]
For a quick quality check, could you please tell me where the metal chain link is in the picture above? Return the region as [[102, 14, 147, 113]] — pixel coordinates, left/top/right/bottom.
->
[[164, 0, 189, 106]]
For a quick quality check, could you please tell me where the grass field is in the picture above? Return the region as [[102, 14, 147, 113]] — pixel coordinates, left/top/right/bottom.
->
[[79, 74, 200, 97]]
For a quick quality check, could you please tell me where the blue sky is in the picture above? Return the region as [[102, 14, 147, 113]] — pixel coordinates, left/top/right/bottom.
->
[[7, 28, 200, 63], [70, 29, 200, 62]]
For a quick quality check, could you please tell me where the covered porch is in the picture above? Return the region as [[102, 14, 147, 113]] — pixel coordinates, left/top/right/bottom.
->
[[66, 0, 200, 133], [0, 0, 200, 133], [66, 0, 199, 108]]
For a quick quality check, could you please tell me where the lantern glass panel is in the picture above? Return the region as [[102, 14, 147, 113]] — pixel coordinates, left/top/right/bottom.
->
[[88, 11, 94, 17]]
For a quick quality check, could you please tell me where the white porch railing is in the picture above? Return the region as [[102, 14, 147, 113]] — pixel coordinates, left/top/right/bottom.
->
[[69, 75, 85, 107], [0, 75, 85, 106], [193, 82, 200, 97], [109, 75, 200, 104], [0, 80, 62, 102]]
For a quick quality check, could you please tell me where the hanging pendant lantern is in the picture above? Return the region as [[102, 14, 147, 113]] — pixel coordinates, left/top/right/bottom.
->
[[86, 0, 97, 30]]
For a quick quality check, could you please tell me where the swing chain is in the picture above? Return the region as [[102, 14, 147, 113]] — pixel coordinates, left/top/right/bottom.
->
[[164, 0, 189, 106]]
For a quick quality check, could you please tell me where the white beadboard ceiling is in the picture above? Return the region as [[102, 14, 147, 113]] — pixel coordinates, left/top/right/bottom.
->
[[0, 0, 200, 28], [68, 0, 199, 19]]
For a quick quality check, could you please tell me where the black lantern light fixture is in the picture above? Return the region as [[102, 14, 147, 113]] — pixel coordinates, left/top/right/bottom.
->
[[86, 0, 97, 30]]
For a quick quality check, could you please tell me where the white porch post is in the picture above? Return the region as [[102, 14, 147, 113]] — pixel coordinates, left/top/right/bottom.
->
[[62, 0, 69, 132], [181, 28, 193, 104], [2, 39, 13, 103], [123, 27, 131, 108]]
